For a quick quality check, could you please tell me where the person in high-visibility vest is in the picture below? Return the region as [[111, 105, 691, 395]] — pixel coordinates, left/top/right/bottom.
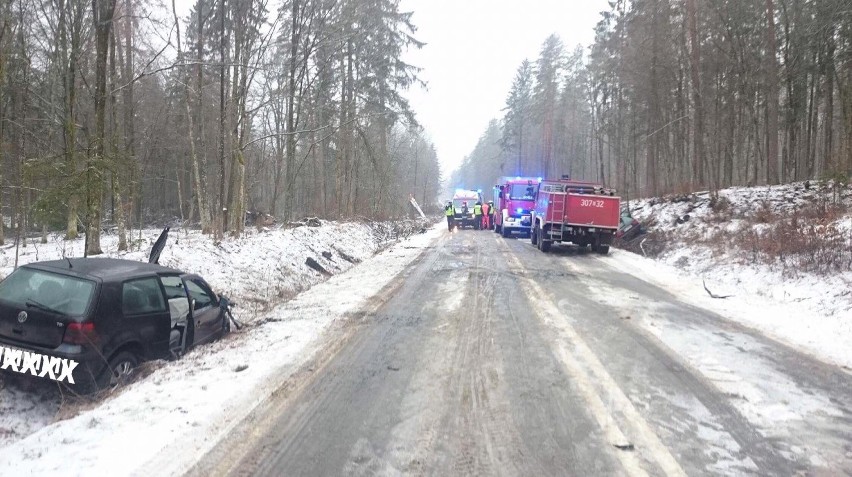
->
[[481, 201, 491, 230], [473, 201, 482, 230], [487, 201, 496, 230], [444, 201, 454, 231]]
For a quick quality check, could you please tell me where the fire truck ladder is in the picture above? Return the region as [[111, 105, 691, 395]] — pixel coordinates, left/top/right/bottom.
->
[[550, 190, 567, 242]]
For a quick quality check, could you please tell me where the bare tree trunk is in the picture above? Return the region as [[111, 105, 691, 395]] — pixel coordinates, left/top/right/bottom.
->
[[270, 103, 284, 216], [823, 25, 835, 172], [64, 0, 83, 240], [686, 0, 707, 189], [0, 7, 6, 246], [87, 0, 116, 256], [283, 0, 300, 222], [172, 0, 210, 233], [217, 0, 227, 238], [196, 0, 210, 231], [108, 22, 127, 251], [765, 0, 780, 184]]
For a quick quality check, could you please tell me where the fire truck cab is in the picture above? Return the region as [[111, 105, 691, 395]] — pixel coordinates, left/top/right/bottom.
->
[[493, 177, 540, 237]]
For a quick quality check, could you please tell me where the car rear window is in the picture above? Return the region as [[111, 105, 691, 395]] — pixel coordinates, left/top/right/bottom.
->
[[0, 267, 96, 316]]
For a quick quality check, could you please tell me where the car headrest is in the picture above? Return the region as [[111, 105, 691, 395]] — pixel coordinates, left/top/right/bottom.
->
[[146, 289, 163, 309], [123, 287, 145, 312], [38, 280, 64, 299]]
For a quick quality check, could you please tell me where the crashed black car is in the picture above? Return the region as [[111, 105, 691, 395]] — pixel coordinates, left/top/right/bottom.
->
[[0, 233, 232, 392]]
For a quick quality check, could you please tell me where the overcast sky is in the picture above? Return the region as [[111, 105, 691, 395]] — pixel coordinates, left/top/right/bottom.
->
[[398, 0, 607, 180]]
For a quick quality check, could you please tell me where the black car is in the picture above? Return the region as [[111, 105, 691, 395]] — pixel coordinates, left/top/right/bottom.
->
[[0, 257, 230, 392]]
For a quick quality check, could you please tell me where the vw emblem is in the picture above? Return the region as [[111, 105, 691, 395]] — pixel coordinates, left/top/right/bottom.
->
[[17, 311, 28, 323]]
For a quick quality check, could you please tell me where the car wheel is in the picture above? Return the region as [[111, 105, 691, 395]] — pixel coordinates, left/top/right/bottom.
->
[[102, 351, 139, 389]]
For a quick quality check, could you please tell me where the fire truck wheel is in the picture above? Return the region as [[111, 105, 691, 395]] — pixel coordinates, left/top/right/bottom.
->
[[495, 224, 501, 234], [531, 225, 539, 245], [502, 226, 510, 238], [538, 226, 551, 252], [596, 245, 610, 255]]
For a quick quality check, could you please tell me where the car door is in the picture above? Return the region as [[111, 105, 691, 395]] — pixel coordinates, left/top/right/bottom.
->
[[181, 275, 220, 345], [120, 276, 171, 358]]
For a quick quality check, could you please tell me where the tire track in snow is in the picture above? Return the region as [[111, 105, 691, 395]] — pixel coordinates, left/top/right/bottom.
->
[[499, 238, 686, 477]]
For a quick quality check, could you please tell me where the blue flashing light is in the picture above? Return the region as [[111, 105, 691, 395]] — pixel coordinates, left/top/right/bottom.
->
[[516, 208, 524, 214], [515, 176, 521, 181], [537, 177, 542, 182], [477, 189, 482, 193]]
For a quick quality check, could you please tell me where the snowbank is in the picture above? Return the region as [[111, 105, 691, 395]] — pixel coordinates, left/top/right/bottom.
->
[[619, 181, 852, 368]]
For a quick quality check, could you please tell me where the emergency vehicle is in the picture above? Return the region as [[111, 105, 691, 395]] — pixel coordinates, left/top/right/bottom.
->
[[530, 177, 620, 254], [493, 176, 540, 237], [451, 189, 482, 229]]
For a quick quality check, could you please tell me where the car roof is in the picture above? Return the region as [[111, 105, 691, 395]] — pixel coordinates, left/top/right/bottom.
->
[[24, 257, 183, 282]]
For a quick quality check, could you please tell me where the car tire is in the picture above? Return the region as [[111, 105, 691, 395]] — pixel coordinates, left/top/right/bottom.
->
[[100, 351, 139, 389]]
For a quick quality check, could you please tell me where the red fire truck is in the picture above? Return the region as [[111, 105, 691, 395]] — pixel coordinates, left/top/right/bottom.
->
[[493, 177, 541, 237], [530, 178, 620, 254]]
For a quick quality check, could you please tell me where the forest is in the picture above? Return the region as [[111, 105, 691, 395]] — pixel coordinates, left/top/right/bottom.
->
[[452, 0, 852, 204], [0, 0, 441, 255]]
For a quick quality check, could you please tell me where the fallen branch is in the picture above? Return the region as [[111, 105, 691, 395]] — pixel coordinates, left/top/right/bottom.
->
[[305, 257, 331, 276], [703, 279, 733, 299]]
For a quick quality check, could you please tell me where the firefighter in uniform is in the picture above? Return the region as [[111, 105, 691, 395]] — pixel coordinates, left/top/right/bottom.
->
[[444, 201, 454, 231], [481, 201, 491, 230], [473, 201, 482, 230]]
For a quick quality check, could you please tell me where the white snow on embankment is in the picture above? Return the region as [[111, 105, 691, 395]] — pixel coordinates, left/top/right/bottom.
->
[[617, 181, 852, 369], [0, 219, 441, 476]]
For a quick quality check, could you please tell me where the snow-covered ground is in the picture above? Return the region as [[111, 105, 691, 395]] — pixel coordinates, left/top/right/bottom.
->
[[0, 181, 849, 475], [0, 219, 440, 475], [620, 181, 852, 369]]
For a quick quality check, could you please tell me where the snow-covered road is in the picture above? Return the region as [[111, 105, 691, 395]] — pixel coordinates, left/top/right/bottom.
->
[[193, 229, 850, 476]]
